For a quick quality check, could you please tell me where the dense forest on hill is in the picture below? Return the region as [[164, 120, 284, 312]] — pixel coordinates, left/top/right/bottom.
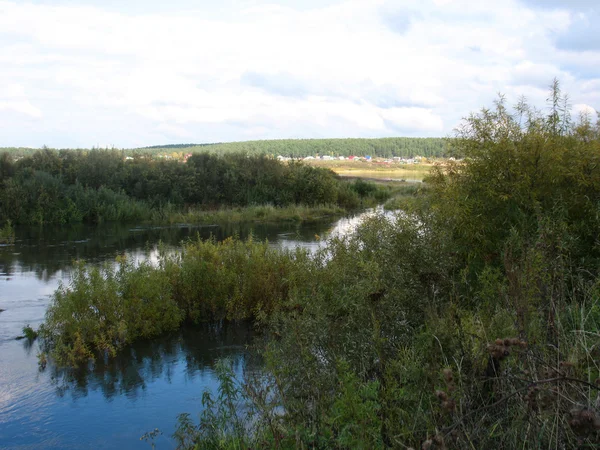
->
[[38, 83, 600, 448], [142, 143, 215, 150], [0, 136, 448, 159], [0, 151, 384, 225], [150, 137, 448, 158]]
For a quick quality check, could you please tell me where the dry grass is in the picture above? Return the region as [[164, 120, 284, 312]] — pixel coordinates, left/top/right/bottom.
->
[[303, 159, 433, 181]]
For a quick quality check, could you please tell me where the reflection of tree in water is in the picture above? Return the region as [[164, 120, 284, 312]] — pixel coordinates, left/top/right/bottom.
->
[[0, 223, 199, 280], [0, 219, 336, 280], [48, 321, 257, 401]]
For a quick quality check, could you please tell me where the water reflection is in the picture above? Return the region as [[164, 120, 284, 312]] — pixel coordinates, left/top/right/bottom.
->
[[48, 322, 256, 402], [0, 219, 335, 280], [0, 322, 256, 450]]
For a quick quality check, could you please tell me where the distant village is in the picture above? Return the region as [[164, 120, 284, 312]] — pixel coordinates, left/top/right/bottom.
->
[[277, 155, 425, 164], [127, 152, 445, 165]]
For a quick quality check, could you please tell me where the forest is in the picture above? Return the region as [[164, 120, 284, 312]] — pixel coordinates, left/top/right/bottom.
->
[[36, 83, 600, 448], [0, 151, 388, 226], [145, 137, 448, 158]]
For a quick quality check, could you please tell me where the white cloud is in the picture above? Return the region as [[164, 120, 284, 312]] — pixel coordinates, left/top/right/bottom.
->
[[0, 83, 43, 118], [0, 100, 43, 118], [572, 103, 597, 118], [0, 0, 598, 147]]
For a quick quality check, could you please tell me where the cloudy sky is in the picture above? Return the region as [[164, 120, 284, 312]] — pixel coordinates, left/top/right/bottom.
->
[[0, 0, 598, 148]]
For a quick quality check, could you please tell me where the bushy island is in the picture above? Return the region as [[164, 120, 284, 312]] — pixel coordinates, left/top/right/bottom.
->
[[0, 151, 391, 227], [38, 83, 600, 449], [0, 219, 15, 244]]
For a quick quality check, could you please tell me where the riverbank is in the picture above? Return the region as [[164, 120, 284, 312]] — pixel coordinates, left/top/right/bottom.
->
[[150, 204, 347, 225], [151, 185, 402, 225], [0, 150, 394, 227]]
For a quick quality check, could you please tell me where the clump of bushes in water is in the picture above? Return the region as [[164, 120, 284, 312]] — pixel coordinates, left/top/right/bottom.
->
[[18, 325, 38, 341], [0, 151, 388, 226], [39, 237, 314, 367], [0, 219, 15, 244]]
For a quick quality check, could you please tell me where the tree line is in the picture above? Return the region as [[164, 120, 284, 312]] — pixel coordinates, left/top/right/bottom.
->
[[0, 151, 383, 225], [151, 137, 448, 158]]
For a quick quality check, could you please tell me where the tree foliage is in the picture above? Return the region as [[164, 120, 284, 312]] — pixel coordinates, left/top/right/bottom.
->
[[0, 152, 385, 225]]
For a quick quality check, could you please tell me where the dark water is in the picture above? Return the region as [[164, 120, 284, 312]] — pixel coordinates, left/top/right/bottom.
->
[[0, 213, 376, 449]]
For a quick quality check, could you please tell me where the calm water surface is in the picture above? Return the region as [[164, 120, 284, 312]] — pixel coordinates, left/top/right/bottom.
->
[[0, 211, 380, 449]]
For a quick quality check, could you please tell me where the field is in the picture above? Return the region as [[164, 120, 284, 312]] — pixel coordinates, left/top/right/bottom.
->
[[303, 158, 433, 181]]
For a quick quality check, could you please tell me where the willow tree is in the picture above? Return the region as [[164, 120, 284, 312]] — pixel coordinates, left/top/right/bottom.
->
[[428, 80, 600, 277]]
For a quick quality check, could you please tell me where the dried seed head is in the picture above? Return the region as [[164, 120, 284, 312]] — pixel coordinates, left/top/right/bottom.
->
[[442, 368, 453, 382], [435, 390, 448, 401], [433, 434, 444, 445], [442, 399, 456, 412], [580, 410, 594, 423], [422, 439, 433, 450]]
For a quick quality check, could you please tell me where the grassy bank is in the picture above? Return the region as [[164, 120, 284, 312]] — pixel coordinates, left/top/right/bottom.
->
[[152, 204, 346, 225], [383, 183, 430, 211]]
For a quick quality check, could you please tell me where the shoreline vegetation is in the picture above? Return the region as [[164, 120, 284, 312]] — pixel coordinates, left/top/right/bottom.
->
[[152, 203, 347, 225], [0, 151, 396, 228], [30, 81, 600, 448], [0, 219, 15, 244]]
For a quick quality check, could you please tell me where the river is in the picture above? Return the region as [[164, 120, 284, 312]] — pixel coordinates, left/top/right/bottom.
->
[[0, 210, 381, 449]]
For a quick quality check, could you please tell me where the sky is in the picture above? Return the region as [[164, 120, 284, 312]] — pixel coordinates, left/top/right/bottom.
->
[[0, 0, 598, 148]]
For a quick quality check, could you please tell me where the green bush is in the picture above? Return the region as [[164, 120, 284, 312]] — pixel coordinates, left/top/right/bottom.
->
[[0, 219, 15, 244], [40, 258, 183, 366], [0, 151, 387, 225]]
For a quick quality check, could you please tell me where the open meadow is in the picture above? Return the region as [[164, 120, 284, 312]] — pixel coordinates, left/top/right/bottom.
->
[[303, 158, 434, 181]]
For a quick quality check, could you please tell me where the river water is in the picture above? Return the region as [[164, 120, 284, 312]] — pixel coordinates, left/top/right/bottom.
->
[[0, 211, 380, 449]]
